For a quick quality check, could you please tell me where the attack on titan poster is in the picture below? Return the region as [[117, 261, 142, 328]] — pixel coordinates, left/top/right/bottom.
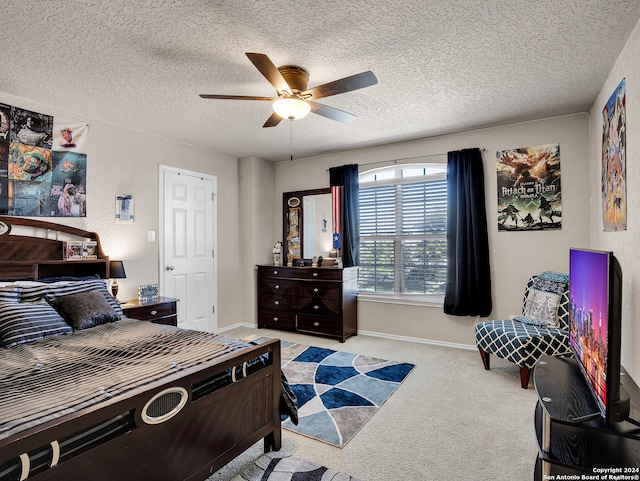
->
[[497, 143, 561, 231]]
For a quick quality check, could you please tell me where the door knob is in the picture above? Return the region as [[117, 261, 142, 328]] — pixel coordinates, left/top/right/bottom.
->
[[166, 265, 175, 271]]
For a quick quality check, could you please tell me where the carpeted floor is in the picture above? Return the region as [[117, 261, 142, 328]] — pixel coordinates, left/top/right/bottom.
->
[[230, 451, 361, 481], [208, 327, 539, 481], [280, 342, 414, 447]]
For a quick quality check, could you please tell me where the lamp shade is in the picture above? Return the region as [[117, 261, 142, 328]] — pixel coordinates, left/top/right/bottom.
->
[[109, 260, 126, 279], [273, 98, 311, 120]]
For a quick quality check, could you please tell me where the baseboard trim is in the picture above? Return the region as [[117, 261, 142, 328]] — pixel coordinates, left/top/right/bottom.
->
[[217, 323, 476, 351], [357, 329, 476, 351], [217, 322, 255, 333]]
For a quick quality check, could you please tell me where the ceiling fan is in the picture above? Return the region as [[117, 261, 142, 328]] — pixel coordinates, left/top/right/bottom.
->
[[200, 52, 378, 128]]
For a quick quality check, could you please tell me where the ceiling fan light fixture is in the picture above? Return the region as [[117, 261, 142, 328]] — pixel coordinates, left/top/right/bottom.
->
[[273, 97, 311, 120]]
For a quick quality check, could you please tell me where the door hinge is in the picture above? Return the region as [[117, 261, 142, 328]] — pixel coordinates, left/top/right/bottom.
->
[[212, 249, 215, 258], [212, 306, 215, 314]]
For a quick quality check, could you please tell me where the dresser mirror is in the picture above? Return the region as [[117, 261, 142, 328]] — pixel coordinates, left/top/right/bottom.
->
[[283, 188, 333, 264]]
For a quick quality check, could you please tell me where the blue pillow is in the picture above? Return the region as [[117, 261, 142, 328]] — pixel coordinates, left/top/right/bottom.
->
[[532, 277, 566, 295], [0, 300, 72, 347], [538, 271, 569, 283]]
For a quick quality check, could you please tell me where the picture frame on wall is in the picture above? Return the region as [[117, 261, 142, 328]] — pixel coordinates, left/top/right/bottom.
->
[[116, 194, 133, 223]]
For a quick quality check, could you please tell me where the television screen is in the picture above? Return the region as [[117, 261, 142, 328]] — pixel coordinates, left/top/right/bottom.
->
[[569, 248, 625, 422], [569, 249, 610, 415]]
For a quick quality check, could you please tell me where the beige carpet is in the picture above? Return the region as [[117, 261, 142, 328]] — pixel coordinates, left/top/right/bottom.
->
[[208, 327, 538, 481]]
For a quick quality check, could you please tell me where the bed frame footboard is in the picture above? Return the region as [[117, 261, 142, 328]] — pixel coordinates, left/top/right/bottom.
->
[[0, 339, 282, 481]]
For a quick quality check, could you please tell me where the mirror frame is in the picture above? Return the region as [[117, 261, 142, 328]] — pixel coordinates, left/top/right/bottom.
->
[[283, 187, 332, 265]]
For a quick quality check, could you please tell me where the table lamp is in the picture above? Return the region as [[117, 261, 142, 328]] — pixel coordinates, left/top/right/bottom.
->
[[109, 260, 126, 299]]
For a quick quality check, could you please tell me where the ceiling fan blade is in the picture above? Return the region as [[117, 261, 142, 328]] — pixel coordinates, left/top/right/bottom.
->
[[308, 101, 357, 123], [199, 94, 276, 101], [263, 112, 283, 128], [302, 71, 377, 100], [246, 52, 291, 94]]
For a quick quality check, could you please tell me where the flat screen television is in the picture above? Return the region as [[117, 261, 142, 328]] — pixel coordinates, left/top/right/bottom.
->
[[569, 248, 628, 423]]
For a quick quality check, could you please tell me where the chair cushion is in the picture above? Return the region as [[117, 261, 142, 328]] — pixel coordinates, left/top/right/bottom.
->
[[475, 319, 572, 369]]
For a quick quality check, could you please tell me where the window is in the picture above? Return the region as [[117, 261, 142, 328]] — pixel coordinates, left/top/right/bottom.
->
[[359, 163, 447, 300]]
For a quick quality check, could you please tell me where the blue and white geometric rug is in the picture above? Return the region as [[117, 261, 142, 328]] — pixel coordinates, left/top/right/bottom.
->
[[280, 342, 415, 447]]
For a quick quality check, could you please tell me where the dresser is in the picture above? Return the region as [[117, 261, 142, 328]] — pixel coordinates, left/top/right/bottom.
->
[[122, 297, 178, 326], [256, 265, 358, 342]]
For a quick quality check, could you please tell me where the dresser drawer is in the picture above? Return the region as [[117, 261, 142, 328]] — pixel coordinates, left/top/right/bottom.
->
[[295, 268, 343, 280], [297, 314, 341, 336], [122, 297, 178, 326], [125, 302, 175, 321], [298, 297, 341, 315], [298, 282, 340, 298], [258, 310, 296, 330], [257, 293, 294, 311], [257, 266, 296, 278], [258, 278, 297, 298]]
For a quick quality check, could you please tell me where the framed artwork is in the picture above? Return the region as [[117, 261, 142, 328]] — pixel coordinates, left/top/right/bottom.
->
[[602, 78, 626, 231], [497, 143, 562, 231], [116, 195, 134, 223]]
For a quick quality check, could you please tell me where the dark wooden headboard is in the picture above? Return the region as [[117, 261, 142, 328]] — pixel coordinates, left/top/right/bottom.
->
[[0, 216, 109, 281]]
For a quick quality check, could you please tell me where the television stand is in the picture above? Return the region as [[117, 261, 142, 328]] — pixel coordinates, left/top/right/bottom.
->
[[533, 355, 640, 479]]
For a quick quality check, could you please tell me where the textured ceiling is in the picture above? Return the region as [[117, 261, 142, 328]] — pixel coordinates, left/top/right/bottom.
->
[[1, 1, 639, 162]]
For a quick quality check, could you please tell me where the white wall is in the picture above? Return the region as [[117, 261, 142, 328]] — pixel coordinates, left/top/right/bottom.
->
[[0, 92, 245, 328], [589, 18, 640, 379], [265, 113, 590, 347], [238, 156, 277, 326]]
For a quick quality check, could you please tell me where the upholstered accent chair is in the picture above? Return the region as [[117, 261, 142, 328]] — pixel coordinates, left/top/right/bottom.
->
[[474, 272, 572, 388]]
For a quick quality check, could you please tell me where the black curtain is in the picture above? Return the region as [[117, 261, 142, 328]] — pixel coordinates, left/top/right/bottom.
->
[[329, 164, 359, 267], [444, 148, 492, 317]]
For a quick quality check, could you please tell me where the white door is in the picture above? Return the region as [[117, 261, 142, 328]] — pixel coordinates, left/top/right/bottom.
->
[[161, 167, 216, 332]]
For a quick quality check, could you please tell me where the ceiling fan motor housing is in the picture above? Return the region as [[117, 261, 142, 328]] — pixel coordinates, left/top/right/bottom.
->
[[278, 65, 309, 94]]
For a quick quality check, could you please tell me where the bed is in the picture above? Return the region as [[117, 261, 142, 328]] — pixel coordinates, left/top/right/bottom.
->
[[0, 216, 287, 481]]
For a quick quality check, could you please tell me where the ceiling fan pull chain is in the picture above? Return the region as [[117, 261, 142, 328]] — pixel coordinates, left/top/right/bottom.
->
[[289, 119, 294, 161]]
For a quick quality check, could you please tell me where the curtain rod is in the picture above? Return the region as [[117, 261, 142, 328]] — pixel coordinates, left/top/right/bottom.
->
[[358, 148, 486, 168], [326, 148, 486, 171]]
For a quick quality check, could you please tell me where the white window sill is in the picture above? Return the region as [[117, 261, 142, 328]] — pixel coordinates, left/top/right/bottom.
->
[[357, 292, 444, 308]]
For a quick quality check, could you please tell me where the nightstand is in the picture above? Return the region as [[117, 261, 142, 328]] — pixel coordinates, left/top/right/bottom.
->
[[121, 297, 178, 326]]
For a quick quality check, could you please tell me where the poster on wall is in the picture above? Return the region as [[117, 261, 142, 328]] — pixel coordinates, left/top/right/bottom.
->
[[0, 104, 88, 217], [496, 143, 562, 231], [602, 78, 627, 231], [51, 151, 87, 217]]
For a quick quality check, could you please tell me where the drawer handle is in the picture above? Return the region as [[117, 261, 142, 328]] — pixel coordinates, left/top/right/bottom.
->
[[273, 270, 278, 275], [274, 300, 280, 306], [313, 288, 319, 293], [275, 284, 280, 289], [313, 305, 319, 310], [312, 272, 318, 277], [150, 310, 158, 316], [273, 317, 278, 322], [313, 321, 320, 327]]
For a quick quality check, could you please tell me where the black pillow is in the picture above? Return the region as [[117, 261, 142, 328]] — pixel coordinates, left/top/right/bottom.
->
[[49, 290, 120, 330]]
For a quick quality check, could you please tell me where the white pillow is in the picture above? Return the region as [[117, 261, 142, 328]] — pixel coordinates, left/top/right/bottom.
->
[[523, 289, 561, 328]]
